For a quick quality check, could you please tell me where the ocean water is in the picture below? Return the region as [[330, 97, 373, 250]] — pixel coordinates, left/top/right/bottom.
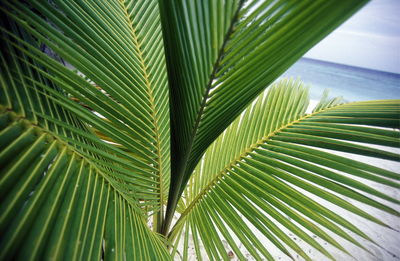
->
[[281, 58, 400, 102]]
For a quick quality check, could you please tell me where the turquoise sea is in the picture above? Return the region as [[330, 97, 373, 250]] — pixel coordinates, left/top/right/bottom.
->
[[281, 58, 400, 102]]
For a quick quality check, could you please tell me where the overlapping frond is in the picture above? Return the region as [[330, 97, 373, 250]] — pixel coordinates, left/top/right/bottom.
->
[[1, 0, 170, 216], [1, 0, 397, 260], [159, 0, 369, 229], [1, 1, 171, 259], [0, 114, 171, 260], [171, 79, 400, 260]]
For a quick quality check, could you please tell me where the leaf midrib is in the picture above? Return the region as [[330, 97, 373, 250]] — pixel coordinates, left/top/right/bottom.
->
[[119, 0, 165, 222], [186, 1, 245, 172], [162, 0, 246, 235]]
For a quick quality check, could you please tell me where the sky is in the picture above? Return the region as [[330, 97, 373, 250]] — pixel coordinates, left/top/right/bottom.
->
[[303, 0, 400, 74]]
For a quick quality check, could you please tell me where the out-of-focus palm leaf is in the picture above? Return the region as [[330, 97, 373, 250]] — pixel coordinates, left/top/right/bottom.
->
[[171, 79, 400, 260], [159, 0, 369, 230]]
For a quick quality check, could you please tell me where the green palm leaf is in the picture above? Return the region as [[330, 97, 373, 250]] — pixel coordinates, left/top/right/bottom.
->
[[1, 0, 398, 260], [1, 1, 171, 259], [160, 0, 369, 231], [173, 79, 399, 260], [0, 116, 170, 260], [1, 0, 170, 226]]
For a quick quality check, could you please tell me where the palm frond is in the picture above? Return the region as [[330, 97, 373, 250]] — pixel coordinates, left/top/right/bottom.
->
[[160, 0, 369, 230], [172, 79, 400, 260], [0, 113, 171, 260], [1, 1, 171, 259], [1, 0, 398, 260], [1, 0, 170, 223]]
